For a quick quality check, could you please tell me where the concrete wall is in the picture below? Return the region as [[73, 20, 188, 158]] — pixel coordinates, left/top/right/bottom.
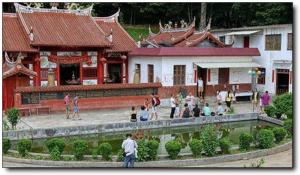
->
[[212, 24, 293, 95]]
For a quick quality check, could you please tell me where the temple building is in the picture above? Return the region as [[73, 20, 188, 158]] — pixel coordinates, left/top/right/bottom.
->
[[2, 3, 162, 112], [129, 18, 261, 98]]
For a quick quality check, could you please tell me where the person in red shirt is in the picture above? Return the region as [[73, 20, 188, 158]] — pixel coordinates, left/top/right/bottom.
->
[[64, 93, 70, 119]]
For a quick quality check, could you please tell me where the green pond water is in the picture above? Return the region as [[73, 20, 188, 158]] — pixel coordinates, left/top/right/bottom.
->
[[11, 120, 280, 155]]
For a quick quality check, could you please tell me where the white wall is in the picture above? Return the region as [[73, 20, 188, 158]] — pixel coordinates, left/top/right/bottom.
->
[[212, 24, 293, 95], [229, 68, 252, 84]]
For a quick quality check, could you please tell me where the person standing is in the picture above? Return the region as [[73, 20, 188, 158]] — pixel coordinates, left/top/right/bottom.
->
[[225, 90, 233, 112], [150, 94, 159, 120], [252, 89, 260, 111], [72, 95, 81, 120], [122, 133, 138, 168], [170, 94, 176, 119], [198, 77, 204, 98], [64, 93, 70, 119], [261, 91, 271, 113], [185, 92, 195, 112], [216, 91, 222, 104], [143, 98, 150, 111]]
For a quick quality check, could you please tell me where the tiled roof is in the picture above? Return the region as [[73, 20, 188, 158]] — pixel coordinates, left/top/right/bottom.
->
[[15, 82, 162, 93], [129, 47, 261, 57], [3, 14, 38, 52], [3, 60, 37, 79], [18, 11, 111, 48], [95, 17, 137, 52]]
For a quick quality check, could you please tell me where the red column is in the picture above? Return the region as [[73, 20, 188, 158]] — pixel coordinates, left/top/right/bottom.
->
[[207, 69, 211, 82], [126, 57, 129, 83], [97, 52, 104, 84], [14, 92, 22, 108], [272, 70, 275, 83], [193, 64, 197, 83], [33, 53, 41, 86], [80, 62, 83, 85]]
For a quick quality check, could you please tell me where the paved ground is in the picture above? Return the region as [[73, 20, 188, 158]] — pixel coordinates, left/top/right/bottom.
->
[[12, 100, 258, 130], [3, 148, 292, 168], [192, 149, 293, 168]]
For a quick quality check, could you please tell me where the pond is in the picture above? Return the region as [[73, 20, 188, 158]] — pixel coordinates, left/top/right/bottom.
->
[[11, 120, 280, 155]]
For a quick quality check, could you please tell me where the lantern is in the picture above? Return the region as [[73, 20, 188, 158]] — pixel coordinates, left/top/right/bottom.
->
[[248, 70, 252, 75], [257, 71, 262, 75]]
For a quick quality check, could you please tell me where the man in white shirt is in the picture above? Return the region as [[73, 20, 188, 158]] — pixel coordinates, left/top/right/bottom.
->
[[122, 133, 138, 168], [185, 92, 195, 112], [170, 94, 176, 119], [198, 77, 204, 98]]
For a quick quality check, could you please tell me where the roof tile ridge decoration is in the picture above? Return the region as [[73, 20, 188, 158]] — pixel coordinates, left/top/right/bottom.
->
[[171, 27, 195, 45], [3, 53, 37, 79], [186, 31, 225, 47], [94, 8, 120, 23], [159, 17, 196, 33], [149, 25, 160, 38], [14, 2, 93, 16], [3, 13, 17, 17], [89, 14, 112, 47]]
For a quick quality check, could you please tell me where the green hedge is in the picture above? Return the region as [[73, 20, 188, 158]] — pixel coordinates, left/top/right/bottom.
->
[[50, 146, 61, 161], [3, 138, 11, 154], [46, 138, 65, 154], [189, 139, 202, 157], [273, 93, 293, 119], [264, 106, 276, 118], [257, 129, 275, 149], [98, 142, 112, 161], [219, 137, 231, 154], [201, 125, 218, 156], [147, 140, 159, 160], [165, 140, 181, 159], [239, 133, 253, 151], [272, 127, 287, 143], [17, 139, 32, 157], [72, 139, 88, 160], [284, 119, 293, 136]]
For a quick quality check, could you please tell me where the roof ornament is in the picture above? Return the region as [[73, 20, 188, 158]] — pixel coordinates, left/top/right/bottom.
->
[[29, 26, 34, 42], [50, 2, 59, 9], [149, 25, 156, 37], [106, 28, 113, 43], [180, 20, 188, 28], [159, 20, 164, 31]]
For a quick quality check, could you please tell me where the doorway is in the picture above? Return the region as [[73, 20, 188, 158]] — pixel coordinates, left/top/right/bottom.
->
[[60, 64, 80, 85], [197, 66, 207, 97], [108, 64, 122, 83], [276, 69, 289, 95]]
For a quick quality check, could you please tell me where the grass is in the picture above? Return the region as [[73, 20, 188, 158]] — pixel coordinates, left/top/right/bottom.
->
[[124, 25, 159, 41]]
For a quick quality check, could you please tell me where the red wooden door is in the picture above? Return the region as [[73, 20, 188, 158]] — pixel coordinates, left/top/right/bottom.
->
[[244, 36, 250, 48]]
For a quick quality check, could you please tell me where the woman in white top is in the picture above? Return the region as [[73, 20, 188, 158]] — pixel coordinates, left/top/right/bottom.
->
[[185, 92, 195, 112], [170, 94, 176, 119]]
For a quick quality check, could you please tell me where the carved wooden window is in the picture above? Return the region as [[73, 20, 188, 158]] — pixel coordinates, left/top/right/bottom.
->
[[287, 33, 292, 50], [148, 64, 154, 83], [41, 69, 48, 80], [83, 68, 97, 78], [173, 65, 186, 85], [265, 34, 281, 51]]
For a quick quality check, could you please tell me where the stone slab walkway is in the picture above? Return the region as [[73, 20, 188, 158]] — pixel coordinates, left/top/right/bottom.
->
[[11, 101, 257, 130]]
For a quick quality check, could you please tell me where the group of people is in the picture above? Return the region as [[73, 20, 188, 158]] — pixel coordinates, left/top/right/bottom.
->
[[252, 90, 271, 113], [129, 93, 160, 122], [64, 93, 81, 120]]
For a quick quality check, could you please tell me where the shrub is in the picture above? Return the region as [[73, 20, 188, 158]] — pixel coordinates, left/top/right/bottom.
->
[[72, 139, 88, 160], [117, 149, 125, 162], [7, 108, 20, 129], [284, 119, 293, 136], [137, 139, 150, 162], [200, 125, 218, 156], [188, 139, 202, 157], [239, 133, 253, 151], [3, 138, 11, 154], [264, 106, 276, 118], [219, 137, 231, 154], [165, 140, 181, 159], [285, 109, 293, 119], [17, 139, 32, 157], [50, 146, 61, 161], [273, 93, 293, 119], [92, 149, 98, 160], [272, 127, 287, 143], [147, 140, 159, 160], [45, 138, 65, 154], [3, 119, 10, 130], [98, 142, 112, 161], [257, 129, 275, 149]]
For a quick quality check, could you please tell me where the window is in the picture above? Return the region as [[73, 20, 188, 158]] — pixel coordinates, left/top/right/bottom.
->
[[134, 64, 141, 83], [257, 68, 266, 84], [265, 34, 281, 50], [83, 68, 97, 78], [173, 65, 186, 85], [41, 69, 48, 80], [148, 64, 154, 83], [287, 33, 292, 50], [219, 36, 225, 43]]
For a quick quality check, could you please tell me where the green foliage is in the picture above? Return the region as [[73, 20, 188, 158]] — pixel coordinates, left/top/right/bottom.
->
[[92, 149, 98, 160], [284, 119, 293, 136], [46, 138, 65, 154], [188, 139, 202, 157], [219, 137, 231, 154], [257, 129, 275, 149], [3, 119, 10, 131], [3, 138, 11, 154], [17, 139, 32, 157], [146, 140, 159, 160], [137, 139, 150, 162], [200, 125, 218, 156], [272, 127, 287, 143], [239, 133, 253, 151], [264, 106, 276, 118], [273, 93, 293, 119], [49, 146, 61, 161], [63, 156, 74, 161], [98, 142, 112, 161], [72, 139, 88, 160], [165, 140, 181, 160], [7, 108, 20, 129], [117, 149, 125, 162]]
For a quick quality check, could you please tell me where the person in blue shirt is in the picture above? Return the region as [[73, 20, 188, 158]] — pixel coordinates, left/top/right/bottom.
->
[[139, 106, 149, 121], [203, 103, 211, 116]]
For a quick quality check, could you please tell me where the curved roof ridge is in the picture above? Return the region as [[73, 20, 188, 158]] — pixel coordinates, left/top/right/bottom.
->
[[94, 8, 120, 22]]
